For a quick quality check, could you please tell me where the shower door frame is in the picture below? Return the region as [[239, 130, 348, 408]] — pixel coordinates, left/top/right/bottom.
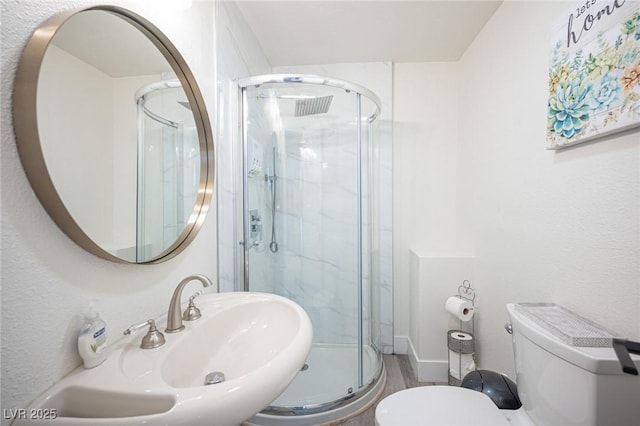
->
[[238, 74, 383, 414]]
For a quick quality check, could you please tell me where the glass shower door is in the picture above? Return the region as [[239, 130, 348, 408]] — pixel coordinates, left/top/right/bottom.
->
[[242, 81, 363, 410]]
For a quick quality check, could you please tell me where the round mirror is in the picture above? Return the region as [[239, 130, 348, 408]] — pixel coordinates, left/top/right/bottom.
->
[[13, 6, 214, 264]]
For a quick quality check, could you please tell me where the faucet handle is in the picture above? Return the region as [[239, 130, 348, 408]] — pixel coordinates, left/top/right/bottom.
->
[[124, 319, 165, 349], [182, 295, 202, 321]]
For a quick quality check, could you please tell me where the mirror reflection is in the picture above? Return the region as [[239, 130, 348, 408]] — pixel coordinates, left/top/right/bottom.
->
[[36, 10, 201, 262]]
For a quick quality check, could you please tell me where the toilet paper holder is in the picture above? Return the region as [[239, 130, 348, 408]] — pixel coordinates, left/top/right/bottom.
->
[[457, 279, 476, 303], [447, 280, 476, 386]]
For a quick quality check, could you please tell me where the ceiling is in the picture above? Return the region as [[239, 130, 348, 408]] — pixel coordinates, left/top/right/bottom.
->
[[234, 0, 503, 66], [52, 10, 172, 77]]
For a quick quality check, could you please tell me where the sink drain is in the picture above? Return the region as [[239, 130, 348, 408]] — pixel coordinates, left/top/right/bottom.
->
[[204, 371, 225, 385], [301, 363, 309, 371]]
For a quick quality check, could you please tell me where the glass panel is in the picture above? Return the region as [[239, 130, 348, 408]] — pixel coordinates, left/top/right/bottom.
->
[[360, 96, 384, 387], [367, 115, 384, 379], [136, 84, 199, 262], [244, 82, 361, 407]]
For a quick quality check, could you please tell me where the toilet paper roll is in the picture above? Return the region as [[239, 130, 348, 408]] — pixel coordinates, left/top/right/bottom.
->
[[445, 296, 474, 321], [447, 330, 474, 353], [448, 350, 476, 380]]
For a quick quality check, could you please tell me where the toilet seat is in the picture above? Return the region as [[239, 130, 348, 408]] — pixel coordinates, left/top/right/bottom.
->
[[375, 386, 510, 426]]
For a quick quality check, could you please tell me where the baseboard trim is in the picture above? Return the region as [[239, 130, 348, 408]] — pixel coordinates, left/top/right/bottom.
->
[[407, 337, 448, 383], [393, 336, 408, 354]]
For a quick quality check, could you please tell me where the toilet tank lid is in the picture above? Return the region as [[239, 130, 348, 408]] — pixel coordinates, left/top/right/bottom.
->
[[513, 303, 618, 347], [507, 303, 639, 375]]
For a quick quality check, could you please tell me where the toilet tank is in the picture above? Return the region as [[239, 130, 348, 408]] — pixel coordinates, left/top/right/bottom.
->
[[507, 303, 640, 426]]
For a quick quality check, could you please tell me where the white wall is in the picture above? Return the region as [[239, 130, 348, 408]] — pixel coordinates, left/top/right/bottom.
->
[[38, 45, 163, 255], [37, 44, 116, 249], [459, 0, 639, 377], [1, 0, 216, 416], [394, 0, 640, 380]]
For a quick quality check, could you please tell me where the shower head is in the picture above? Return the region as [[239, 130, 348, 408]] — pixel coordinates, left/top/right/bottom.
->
[[294, 96, 333, 117]]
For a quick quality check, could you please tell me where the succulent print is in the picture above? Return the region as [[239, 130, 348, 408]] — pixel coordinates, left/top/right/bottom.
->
[[548, 74, 592, 139], [590, 71, 623, 111], [547, 7, 640, 148]]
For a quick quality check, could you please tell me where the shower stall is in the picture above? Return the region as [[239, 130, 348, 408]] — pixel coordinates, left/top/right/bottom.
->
[[239, 75, 385, 424], [134, 79, 200, 263]]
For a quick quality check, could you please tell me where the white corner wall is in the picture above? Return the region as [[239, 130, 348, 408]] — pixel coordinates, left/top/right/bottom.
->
[[393, 62, 464, 348], [1, 0, 217, 416], [408, 252, 474, 382], [394, 0, 639, 381]]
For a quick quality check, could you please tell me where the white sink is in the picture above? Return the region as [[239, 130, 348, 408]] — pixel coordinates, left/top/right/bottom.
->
[[17, 292, 313, 425]]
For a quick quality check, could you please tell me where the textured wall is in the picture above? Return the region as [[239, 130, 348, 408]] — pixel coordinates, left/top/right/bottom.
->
[[1, 0, 216, 416]]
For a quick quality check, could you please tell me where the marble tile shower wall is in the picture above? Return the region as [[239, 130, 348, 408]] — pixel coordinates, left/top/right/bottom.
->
[[274, 124, 361, 344], [273, 63, 394, 353]]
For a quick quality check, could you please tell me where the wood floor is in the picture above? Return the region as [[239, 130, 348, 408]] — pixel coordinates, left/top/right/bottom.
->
[[335, 354, 441, 425]]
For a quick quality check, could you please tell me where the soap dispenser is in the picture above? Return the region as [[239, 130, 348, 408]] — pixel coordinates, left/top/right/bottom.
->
[[77, 304, 108, 368]]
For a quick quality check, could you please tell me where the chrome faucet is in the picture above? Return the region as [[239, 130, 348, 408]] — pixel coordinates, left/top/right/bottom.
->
[[165, 274, 215, 333]]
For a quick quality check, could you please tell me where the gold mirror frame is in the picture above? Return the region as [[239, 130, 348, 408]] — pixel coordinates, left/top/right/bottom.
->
[[13, 5, 214, 264]]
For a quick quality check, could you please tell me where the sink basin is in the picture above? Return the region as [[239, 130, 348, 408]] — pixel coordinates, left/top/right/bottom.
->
[[17, 292, 313, 425], [161, 299, 305, 388]]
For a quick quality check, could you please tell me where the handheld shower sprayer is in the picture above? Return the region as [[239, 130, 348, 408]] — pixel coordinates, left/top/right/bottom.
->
[[266, 143, 279, 253]]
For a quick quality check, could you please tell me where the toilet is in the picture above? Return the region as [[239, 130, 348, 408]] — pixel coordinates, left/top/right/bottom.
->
[[376, 303, 640, 426]]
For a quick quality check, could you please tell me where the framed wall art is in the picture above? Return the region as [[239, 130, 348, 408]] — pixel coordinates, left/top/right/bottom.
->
[[547, 0, 640, 149]]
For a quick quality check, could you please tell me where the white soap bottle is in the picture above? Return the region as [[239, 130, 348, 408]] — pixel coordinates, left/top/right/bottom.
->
[[77, 304, 108, 368]]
